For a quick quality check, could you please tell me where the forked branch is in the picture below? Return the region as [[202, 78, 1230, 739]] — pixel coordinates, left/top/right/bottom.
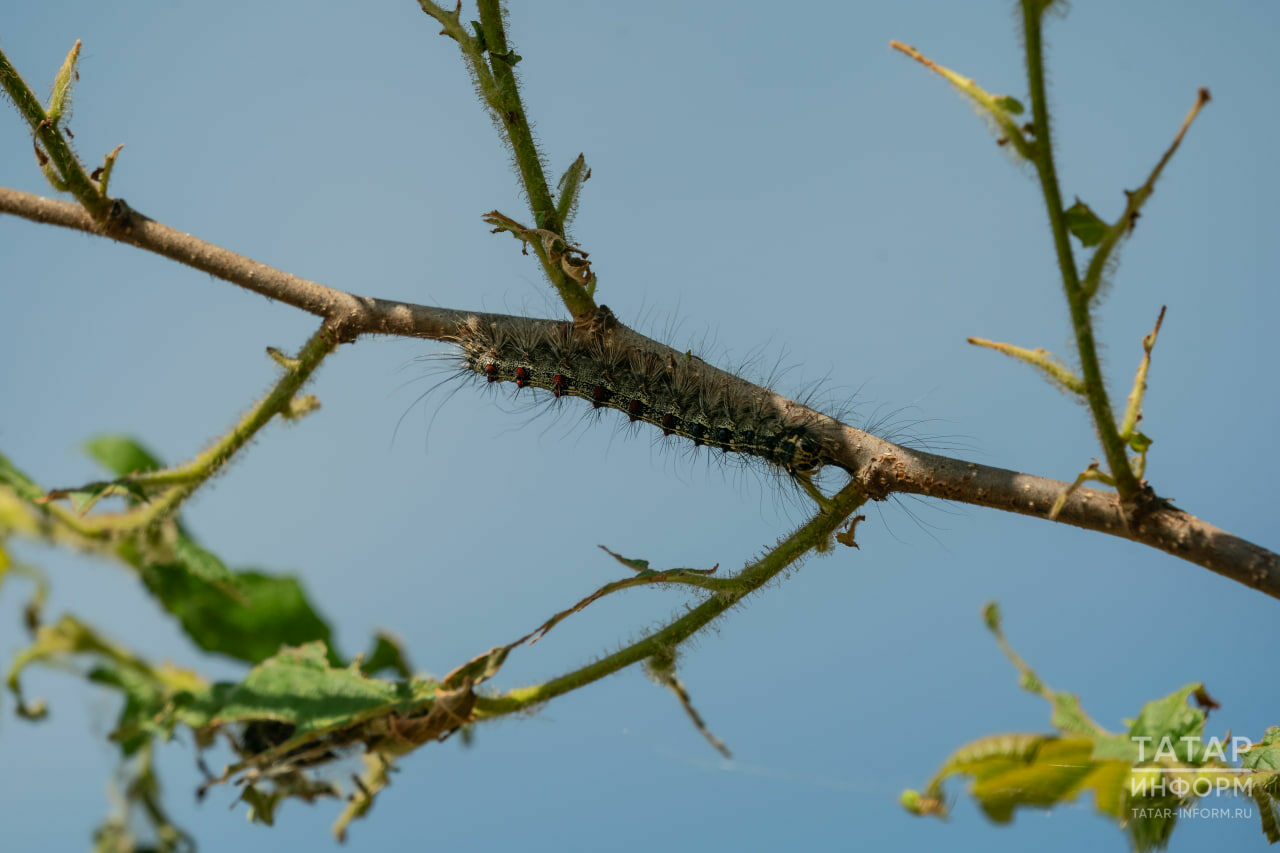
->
[[1, 185, 1275, 599]]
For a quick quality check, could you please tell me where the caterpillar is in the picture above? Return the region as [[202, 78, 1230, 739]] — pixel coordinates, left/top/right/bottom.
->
[[450, 307, 849, 477]]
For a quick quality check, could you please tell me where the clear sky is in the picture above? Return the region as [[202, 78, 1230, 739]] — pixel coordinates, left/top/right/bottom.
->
[[2, 2, 1278, 850]]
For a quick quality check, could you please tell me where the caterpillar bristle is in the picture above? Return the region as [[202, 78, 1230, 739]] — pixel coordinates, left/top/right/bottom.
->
[[451, 316, 842, 478]]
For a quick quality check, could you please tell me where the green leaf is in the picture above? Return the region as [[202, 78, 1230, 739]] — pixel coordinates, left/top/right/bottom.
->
[[87, 663, 168, 755], [47, 40, 80, 122], [993, 95, 1024, 115], [982, 601, 1001, 631], [168, 537, 243, 597], [1127, 683, 1207, 764], [1242, 726, 1280, 772], [135, 557, 335, 666], [969, 738, 1103, 822], [904, 733, 1131, 824], [1051, 692, 1106, 738], [7, 614, 205, 730], [174, 642, 433, 741], [84, 435, 164, 476], [554, 153, 589, 230], [43, 480, 149, 514], [1128, 431, 1153, 453], [1064, 200, 1108, 247], [0, 450, 45, 502], [360, 632, 412, 679], [599, 545, 650, 572]]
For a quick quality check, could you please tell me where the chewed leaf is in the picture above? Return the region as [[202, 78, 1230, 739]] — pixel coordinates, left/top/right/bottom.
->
[[1241, 727, 1280, 772], [6, 614, 205, 733], [1126, 683, 1208, 763], [440, 644, 509, 689], [360, 632, 413, 678], [903, 733, 1130, 824], [176, 642, 434, 741]]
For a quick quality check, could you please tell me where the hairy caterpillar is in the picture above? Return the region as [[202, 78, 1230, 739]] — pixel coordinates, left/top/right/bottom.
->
[[449, 307, 850, 478]]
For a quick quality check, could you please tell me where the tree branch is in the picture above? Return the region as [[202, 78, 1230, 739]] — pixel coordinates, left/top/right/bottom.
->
[[2, 185, 1277, 599]]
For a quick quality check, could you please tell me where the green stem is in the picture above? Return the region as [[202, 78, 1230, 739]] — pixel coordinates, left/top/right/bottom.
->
[[1082, 90, 1209, 300], [420, 1, 595, 318], [474, 481, 866, 716], [0, 43, 110, 220], [1019, 3, 1139, 499], [475, 1, 594, 317], [83, 324, 338, 535], [475, 1, 555, 231]]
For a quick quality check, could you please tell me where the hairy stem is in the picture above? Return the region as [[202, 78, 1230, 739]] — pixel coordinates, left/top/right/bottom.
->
[[0, 43, 110, 220], [1019, 2, 1139, 499], [78, 325, 337, 536], [474, 481, 868, 715], [419, 1, 595, 318]]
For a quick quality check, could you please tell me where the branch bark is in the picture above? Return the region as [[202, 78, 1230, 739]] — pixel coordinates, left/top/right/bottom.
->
[[3, 184, 1277, 600]]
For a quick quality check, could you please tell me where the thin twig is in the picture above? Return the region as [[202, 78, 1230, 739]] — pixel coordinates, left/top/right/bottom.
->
[[1082, 91, 1212, 300], [474, 481, 869, 716]]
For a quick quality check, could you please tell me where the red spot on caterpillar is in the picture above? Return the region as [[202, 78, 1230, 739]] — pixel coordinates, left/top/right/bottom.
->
[[591, 384, 611, 408], [551, 374, 567, 397], [484, 363, 499, 382], [514, 366, 530, 388], [627, 399, 645, 422], [661, 413, 676, 436]]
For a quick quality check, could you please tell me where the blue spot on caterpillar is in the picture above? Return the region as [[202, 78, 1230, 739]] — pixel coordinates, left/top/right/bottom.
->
[[452, 307, 845, 476]]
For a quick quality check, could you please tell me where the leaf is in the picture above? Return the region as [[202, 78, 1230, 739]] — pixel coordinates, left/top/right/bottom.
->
[[440, 644, 510, 689], [1254, 788, 1280, 843], [1242, 726, 1280, 772], [1064, 199, 1108, 247], [84, 435, 164, 477], [0, 451, 47, 502], [904, 733, 1131, 824], [994, 95, 1024, 115], [47, 40, 81, 121], [1050, 692, 1106, 739], [982, 601, 1001, 631], [554, 153, 589, 230], [360, 632, 413, 678], [1128, 431, 1153, 453], [1127, 683, 1207, 764], [168, 538, 243, 597], [40, 480, 149, 514], [6, 614, 205, 731], [969, 738, 1108, 822], [134, 557, 335, 666], [599, 545, 651, 573], [175, 642, 434, 744]]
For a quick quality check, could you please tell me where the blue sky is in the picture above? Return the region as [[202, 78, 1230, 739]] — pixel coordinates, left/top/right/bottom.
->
[[2, 2, 1278, 850]]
